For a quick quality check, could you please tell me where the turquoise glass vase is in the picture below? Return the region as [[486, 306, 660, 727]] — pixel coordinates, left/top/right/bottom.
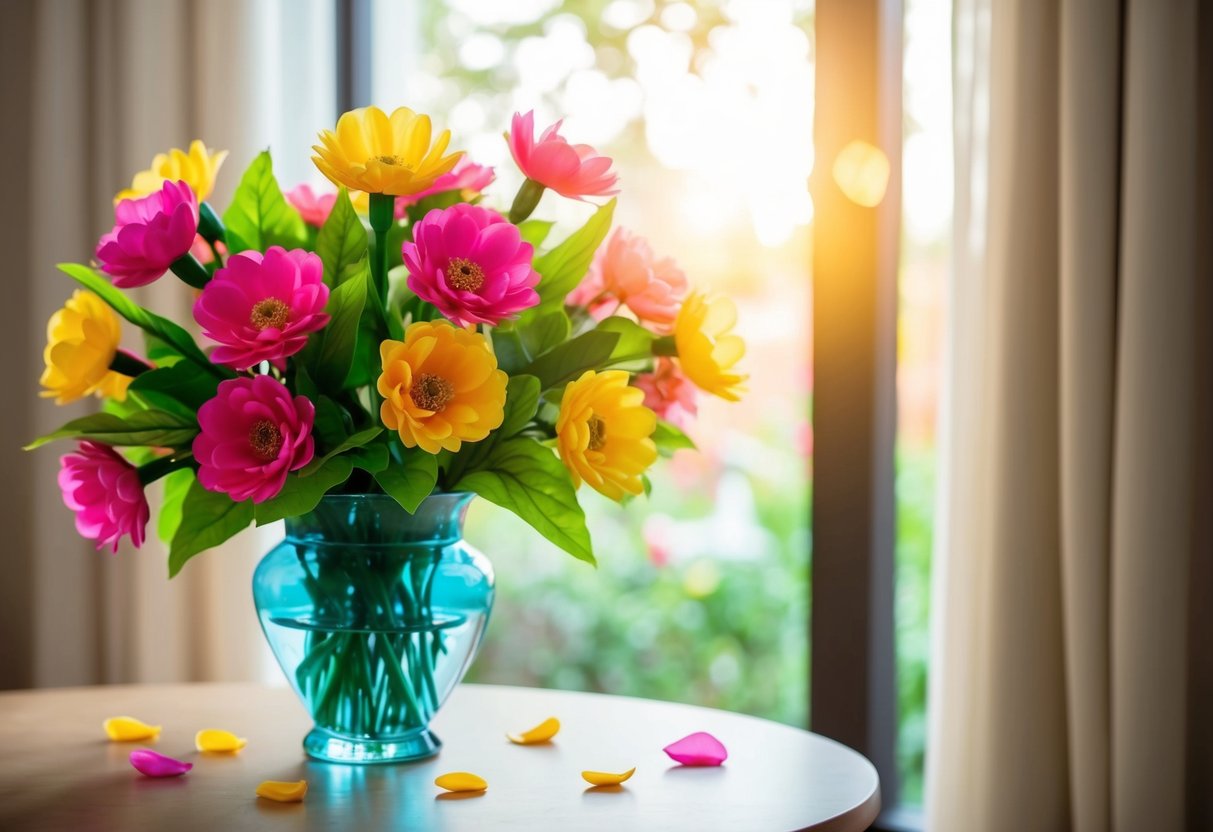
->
[[252, 493, 494, 764]]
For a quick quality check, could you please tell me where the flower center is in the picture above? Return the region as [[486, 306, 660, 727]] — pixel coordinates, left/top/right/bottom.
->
[[587, 415, 607, 452], [410, 373, 455, 413], [446, 258, 485, 293], [250, 298, 290, 331], [376, 154, 405, 166], [249, 419, 283, 461]]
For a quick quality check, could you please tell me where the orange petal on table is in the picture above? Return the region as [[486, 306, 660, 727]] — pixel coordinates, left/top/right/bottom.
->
[[581, 767, 636, 786], [103, 716, 161, 742], [195, 728, 248, 752], [434, 772, 488, 793], [256, 780, 308, 803], [507, 716, 560, 745]]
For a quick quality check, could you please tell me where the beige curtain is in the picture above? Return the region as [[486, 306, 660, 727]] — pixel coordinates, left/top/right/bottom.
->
[[929, 0, 1212, 830], [0, 0, 335, 689]]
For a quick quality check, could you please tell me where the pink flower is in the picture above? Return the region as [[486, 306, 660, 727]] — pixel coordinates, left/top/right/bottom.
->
[[568, 228, 688, 331], [285, 184, 339, 228], [507, 111, 619, 200], [193, 247, 330, 371], [95, 180, 200, 288], [58, 442, 150, 553], [634, 358, 698, 428], [404, 203, 540, 327], [397, 158, 496, 210], [194, 376, 316, 504]]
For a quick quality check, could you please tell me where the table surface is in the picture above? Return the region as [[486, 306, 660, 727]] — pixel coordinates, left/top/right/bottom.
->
[[0, 683, 879, 832]]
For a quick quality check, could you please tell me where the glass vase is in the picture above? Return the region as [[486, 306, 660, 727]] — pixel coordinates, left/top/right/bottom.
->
[[252, 493, 493, 764]]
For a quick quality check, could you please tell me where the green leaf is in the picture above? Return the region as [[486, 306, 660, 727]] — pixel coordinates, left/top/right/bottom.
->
[[490, 327, 530, 375], [518, 219, 554, 248], [531, 198, 615, 310], [347, 442, 390, 474], [222, 151, 308, 252], [58, 264, 219, 373], [522, 330, 620, 390], [128, 362, 222, 415], [169, 480, 254, 577], [520, 309, 572, 359], [27, 410, 197, 450], [299, 427, 383, 476], [253, 457, 354, 526], [310, 258, 369, 390], [457, 438, 593, 564], [143, 333, 184, 367], [595, 316, 656, 363], [500, 374, 541, 438], [157, 468, 196, 546], [315, 187, 368, 288], [653, 420, 696, 456], [312, 395, 354, 448], [375, 453, 439, 513]]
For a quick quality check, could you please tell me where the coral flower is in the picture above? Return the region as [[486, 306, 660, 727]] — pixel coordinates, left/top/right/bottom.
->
[[115, 140, 228, 203], [397, 158, 496, 209], [568, 228, 688, 331], [377, 321, 507, 454], [634, 358, 698, 428], [193, 247, 331, 370], [673, 293, 747, 402], [96, 180, 200, 288], [58, 442, 150, 553], [194, 376, 316, 504], [507, 111, 619, 200], [556, 370, 657, 501], [285, 184, 340, 228], [404, 204, 540, 327], [41, 290, 133, 405], [312, 106, 462, 196]]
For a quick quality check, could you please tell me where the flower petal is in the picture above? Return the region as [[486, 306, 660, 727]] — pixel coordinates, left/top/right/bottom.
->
[[129, 749, 192, 778], [581, 767, 636, 786], [256, 780, 308, 803], [507, 716, 560, 745], [103, 716, 162, 742], [195, 728, 248, 753], [434, 772, 488, 793], [663, 731, 728, 766]]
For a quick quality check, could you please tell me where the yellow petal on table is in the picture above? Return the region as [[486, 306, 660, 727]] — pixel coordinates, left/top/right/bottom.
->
[[507, 716, 560, 745], [195, 729, 248, 752], [103, 716, 161, 742], [256, 780, 308, 803], [581, 767, 636, 786], [434, 772, 488, 793]]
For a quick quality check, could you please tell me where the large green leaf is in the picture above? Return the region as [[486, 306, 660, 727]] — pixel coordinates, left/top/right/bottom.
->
[[456, 438, 593, 564], [521, 330, 620, 390], [518, 219, 554, 248], [375, 453, 439, 513], [222, 151, 308, 252], [520, 310, 572, 359], [309, 258, 369, 390], [299, 427, 383, 476], [27, 409, 197, 450], [499, 374, 541, 438], [315, 187, 368, 288], [168, 480, 254, 577], [58, 264, 219, 373], [595, 316, 656, 363], [157, 468, 196, 546], [253, 457, 354, 526], [531, 199, 615, 310], [653, 420, 696, 456], [128, 361, 222, 416]]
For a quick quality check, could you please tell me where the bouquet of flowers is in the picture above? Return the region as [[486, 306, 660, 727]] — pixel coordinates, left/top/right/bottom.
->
[[32, 106, 747, 576]]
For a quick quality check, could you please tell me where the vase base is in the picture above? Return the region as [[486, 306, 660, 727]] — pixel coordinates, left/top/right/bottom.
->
[[303, 726, 442, 764]]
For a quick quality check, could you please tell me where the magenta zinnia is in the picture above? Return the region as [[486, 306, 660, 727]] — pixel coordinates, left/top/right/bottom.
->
[[193, 247, 331, 370], [193, 376, 316, 504], [95, 180, 199, 288], [58, 442, 150, 553], [403, 203, 540, 327]]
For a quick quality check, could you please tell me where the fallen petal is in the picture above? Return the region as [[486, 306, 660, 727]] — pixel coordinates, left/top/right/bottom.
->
[[507, 716, 560, 745], [434, 772, 488, 793], [129, 749, 192, 778], [103, 716, 161, 742], [256, 780, 308, 803], [195, 729, 248, 753], [581, 767, 636, 786], [663, 731, 728, 766]]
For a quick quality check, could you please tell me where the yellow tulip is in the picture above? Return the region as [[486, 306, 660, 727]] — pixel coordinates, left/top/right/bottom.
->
[[673, 293, 747, 401], [115, 139, 227, 203], [40, 291, 130, 405], [556, 370, 657, 502], [377, 321, 507, 454], [313, 106, 462, 196]]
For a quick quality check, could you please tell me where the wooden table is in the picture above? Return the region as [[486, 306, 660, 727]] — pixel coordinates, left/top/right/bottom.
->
[[0, 683, 880, 831]]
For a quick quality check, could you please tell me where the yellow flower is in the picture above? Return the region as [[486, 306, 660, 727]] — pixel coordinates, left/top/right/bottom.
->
[[40, 291, 131, 405], [377, 321, 507, 454], [313, 106, 462, 196], [556, 370, 657, 502], [673, 293, 747, 401], [115, 140, 228, 203]]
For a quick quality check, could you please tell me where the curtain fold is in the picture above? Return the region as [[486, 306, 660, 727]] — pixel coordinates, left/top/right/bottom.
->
[[930, 0, 1212, 829]]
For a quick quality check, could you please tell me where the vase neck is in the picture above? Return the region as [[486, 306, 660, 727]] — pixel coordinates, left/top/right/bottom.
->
[[284, 493, 472, 546]]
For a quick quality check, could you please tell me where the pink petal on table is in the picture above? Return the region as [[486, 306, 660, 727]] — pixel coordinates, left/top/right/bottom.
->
[[663, 732, 728, 766], [129, 749, 192, 778]]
